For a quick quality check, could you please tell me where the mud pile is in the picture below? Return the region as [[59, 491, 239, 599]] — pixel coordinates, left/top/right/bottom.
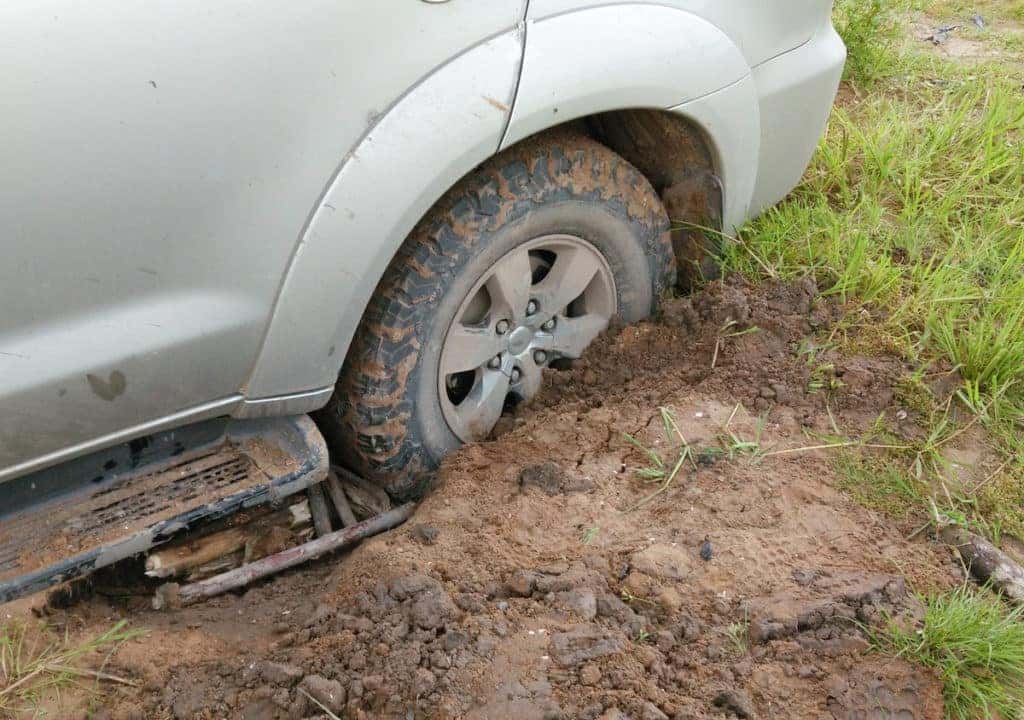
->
[[40, 278, 958, 720]]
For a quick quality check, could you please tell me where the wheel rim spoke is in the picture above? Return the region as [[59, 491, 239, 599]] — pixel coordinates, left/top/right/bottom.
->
[[450, 370, 509, 440], [441, 324, 504, 376], [533, 244, 603, 319], [485, 247, 532, 323], [546, 313, 608, 358], [512, 359, 544, 401]]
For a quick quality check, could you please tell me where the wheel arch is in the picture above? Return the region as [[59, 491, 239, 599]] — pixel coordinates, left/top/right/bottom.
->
[[239, 10, 761, 409]]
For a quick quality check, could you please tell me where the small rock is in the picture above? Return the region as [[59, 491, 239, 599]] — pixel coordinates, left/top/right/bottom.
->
[[549, 626, 625, 666], [657, 586, 684, 612], [348, 650, 366, 671], [260, 661, 303, 687], [519, 463, 567, 495], [637, 645, 661, 669], [300, 676, 346, 715], [712, 689, 755, 719], [770, 383, 790, 404], [410, 523, 440, 545], [554, 589, 597, 620], [476, 634, 498, 654], [641, 701, 670, 720], [413, 667, 436, 695], [171, 686, 206, 720], [388, 573, 442, 601], [443, 630, 470, 651], [507, 569, 538, 597], [631, 543, 692, 580], [655, 630, 675, 651], [454, 593, 485, 613], [700, 537, 713, 562], [410, 589, 457, 629], [791, 569, 817, 586], [580, 663, 602, 685]]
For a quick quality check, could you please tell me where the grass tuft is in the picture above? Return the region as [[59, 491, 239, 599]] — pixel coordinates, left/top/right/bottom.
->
[[874, 586, 1024, 719], [835, 452, 927, 518], [834, 0, 906, 83], [0, 619, 143, 716]]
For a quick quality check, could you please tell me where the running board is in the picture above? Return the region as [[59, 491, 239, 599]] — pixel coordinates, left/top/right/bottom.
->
[[0, 415, 328, 604]]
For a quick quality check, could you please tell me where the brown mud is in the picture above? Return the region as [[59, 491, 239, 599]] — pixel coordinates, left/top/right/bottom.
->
[[7, 277, 962, 720]]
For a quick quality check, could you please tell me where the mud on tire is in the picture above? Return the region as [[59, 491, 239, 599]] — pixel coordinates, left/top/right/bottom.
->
[[318, 133, 675, 500]]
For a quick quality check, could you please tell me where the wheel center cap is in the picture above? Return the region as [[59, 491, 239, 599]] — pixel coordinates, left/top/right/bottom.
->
[[507, 325, 533, 355]]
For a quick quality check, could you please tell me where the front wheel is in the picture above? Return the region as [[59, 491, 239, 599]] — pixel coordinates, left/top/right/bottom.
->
[[319, 133, 675, 499]]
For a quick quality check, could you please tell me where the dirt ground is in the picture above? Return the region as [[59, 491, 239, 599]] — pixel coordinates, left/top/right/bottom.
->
[[5, 276, 972, 720]]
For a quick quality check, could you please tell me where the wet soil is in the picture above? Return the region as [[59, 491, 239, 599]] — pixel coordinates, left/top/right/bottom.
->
[[7, 277, 961, 720]]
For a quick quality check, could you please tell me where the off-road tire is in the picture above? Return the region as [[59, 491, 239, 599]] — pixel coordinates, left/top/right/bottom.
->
[[319, 133, 675, 500]]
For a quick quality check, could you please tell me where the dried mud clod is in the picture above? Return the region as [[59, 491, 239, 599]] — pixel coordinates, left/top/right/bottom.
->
[[827, 662, 945, 720]]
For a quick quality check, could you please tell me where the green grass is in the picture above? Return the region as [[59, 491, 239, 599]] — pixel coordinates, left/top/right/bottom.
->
[[834, 0, 906, 82], [723, 0, 1024, 538], [920, 0, 1024, 23], [621, 406, 697, 511], [0, 619, 142, 717], [874, 586, 1024, 719], [836, 452, 928, 519], [721, 620, 750, 655]]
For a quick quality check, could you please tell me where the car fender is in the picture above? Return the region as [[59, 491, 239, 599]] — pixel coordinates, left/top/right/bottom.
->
[[668, 75, 762, 234], [504, 3, 760, 232], [240, 31, 522, 407]]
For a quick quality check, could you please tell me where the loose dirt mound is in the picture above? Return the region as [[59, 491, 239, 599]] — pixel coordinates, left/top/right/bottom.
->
[[19, 279, 957, 720]]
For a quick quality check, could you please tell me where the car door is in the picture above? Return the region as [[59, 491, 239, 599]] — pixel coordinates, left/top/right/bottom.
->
[[0, 0, 524, 480]]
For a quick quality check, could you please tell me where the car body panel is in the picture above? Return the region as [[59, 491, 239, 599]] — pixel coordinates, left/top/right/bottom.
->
[[668, 76, 762, 235], [748, 21, 847, 214], [527, 0, 831, 68], [0, 0, 524, 477], [241, 31, 523, 401], [499, 4, 751, 149]]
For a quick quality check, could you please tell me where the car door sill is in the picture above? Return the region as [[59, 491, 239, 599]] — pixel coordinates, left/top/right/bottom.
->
[[0, 395, 243, 485]]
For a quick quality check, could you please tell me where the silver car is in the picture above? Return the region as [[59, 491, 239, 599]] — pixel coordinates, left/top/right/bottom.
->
[[0, 1, 844, 598]]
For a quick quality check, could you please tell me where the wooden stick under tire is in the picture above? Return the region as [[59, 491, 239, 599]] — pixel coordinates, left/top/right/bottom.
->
[[154, 502, 415, 608]]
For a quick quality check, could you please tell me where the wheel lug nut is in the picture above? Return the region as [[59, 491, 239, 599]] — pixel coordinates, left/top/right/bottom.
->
[[534, 350, 547, 364], [541, 318, 555, 331], [526, 300, 538, 316], [496, 319, 510, 335], [511, 368, 521, 383], [488, 355, 501, 369]]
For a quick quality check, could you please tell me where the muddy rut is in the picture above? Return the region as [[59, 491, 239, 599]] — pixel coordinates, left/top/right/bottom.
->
[[17, 277, 962, 720]]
